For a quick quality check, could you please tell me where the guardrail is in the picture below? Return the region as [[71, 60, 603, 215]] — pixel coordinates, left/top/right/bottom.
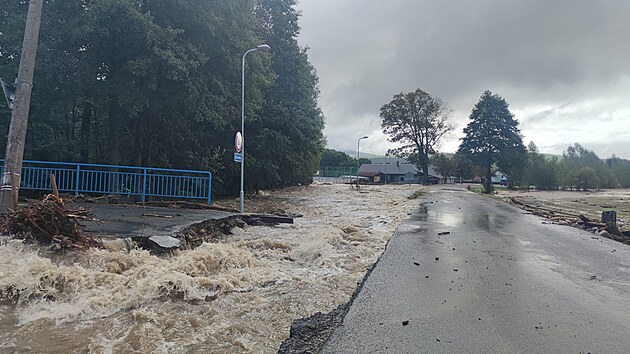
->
[[0, 160, 212, 204]]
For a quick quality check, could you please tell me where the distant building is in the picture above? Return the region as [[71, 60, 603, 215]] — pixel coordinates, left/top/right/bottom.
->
[[358, 163, 419, 183], [358, 163, 457, 184], [491, 171, 508, 185]]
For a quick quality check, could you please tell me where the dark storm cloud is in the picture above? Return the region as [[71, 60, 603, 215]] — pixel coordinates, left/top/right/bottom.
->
[[296, 0, 630, 158]]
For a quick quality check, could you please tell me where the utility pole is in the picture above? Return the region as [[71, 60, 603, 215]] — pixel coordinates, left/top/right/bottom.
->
[[0, 0, 44, 212]]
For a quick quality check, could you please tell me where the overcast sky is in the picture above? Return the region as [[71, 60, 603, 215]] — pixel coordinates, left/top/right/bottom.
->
[[295, 0, 630, 159]]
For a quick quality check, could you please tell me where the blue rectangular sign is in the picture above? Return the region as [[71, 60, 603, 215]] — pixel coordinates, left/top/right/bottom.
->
[[234, 152, 242, 162]]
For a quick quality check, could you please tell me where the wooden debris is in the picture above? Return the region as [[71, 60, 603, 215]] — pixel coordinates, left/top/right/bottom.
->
[[508, 196, 630, 245], [1, 194, 101, 251]]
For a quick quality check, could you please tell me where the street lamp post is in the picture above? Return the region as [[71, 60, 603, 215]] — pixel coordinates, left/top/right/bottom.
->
[[240, 44, 271, 213], [356, 136, 368, 185]]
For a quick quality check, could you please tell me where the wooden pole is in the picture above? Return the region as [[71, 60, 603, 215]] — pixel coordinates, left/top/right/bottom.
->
[[49, 173, 59, 198], [0, 0, 44, 212]]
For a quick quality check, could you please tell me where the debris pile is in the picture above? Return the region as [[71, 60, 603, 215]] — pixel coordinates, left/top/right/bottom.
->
[[509, 197, 630, 244], [1, 194, 102, 251]]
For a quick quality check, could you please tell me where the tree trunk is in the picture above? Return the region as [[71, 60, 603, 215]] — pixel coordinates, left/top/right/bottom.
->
[[422, 163, 429, 185], [107, 99, 120, 165], [485, 164, 492, 194], [134, 114, 145, 166], [80, 104, 92, 162]]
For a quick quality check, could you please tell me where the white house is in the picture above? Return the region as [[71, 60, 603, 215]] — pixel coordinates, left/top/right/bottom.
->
[[491, 171, 508, 185]]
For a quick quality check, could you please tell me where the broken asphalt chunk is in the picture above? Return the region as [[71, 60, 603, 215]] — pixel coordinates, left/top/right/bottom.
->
[[148, 235, 180, 249]]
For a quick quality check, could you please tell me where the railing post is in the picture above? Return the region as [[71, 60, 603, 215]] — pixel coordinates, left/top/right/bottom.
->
[[75, 164, 80, 196], [141, 168, 147, 205], [208, 172, 212, 205]]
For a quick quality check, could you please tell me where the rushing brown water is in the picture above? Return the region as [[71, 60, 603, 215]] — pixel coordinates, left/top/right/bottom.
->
[[0, 183, 421, 353]]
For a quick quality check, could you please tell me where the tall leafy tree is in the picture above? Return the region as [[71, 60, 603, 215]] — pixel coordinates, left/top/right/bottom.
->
[[522, 141, 558, 190], [320, 149, 356, 167], [607, 156, 630, 188], [561, 143, 617, 189], [452, 153, 475, 181], [249, 0, 325, 189], [431, 153, 455, 182], [458, 90, 526, 193], [380, 89, 453, 183], [0, 0, 325, 196]]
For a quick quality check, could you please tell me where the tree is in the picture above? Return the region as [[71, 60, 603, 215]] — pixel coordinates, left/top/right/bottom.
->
[[561, 143, 617, 189], [431, 153, 455, 182], [574, 167, 599, 190], [0, 0, 325, 196], [522, 141, 558, 190], [249, 0, 325, 189], [320, 149, 356, 167], [452, 153, 475, 182], [380, 89, 453, 184], [458, 90, 526, 193], [607, 156, 630, 188]]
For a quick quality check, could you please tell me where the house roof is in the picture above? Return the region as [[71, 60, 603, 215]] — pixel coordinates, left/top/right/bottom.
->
[[358, 163, 456, 179], [358, 163, 418, 176]]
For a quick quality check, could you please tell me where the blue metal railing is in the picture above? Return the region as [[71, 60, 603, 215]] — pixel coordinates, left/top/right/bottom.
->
[[0, 160, 212, 204]]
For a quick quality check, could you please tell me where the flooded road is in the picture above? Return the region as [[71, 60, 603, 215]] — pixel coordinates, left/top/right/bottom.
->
[[323, 186, 630, 353], [0, 183, 422, 353]]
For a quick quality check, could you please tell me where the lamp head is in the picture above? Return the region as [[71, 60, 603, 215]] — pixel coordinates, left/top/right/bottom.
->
[[257, 44, 271, 52]]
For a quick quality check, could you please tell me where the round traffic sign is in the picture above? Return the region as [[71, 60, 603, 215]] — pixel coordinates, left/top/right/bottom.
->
[[235, 132, 243, 152]]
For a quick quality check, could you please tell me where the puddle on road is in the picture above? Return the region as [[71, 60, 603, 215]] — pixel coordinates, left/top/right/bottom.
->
[[408, 205, 463, 228]]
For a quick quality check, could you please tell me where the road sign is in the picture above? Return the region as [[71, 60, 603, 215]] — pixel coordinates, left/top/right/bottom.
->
[[235, 132, 242, 152], [234, 152, 242, 163]]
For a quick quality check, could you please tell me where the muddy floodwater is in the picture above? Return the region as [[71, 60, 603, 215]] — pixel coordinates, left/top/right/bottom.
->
[[0, 183, 422, 353]]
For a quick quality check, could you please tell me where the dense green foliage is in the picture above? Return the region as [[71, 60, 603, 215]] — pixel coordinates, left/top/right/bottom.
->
[[0, 0, 324, 195], [430, 152, 479, 182], [521, 143, 630, 190], [521, 142, 558, 189], [319, 148, 369, 177], [458, 91, 526, 193], [320, 148, 357, 167], [380, 89, 452, 184], [433, 141, 629, 190]]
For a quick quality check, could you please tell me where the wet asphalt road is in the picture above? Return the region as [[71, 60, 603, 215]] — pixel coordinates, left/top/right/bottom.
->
[[321, 186, 630, 353], [79, 204, 233, 237]]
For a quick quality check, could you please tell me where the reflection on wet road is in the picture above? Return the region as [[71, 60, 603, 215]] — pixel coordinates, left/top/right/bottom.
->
[[323, 185, 630, 354]]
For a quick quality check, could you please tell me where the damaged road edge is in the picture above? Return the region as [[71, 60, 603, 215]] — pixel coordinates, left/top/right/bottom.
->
[[277, 221, 409, 354]]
